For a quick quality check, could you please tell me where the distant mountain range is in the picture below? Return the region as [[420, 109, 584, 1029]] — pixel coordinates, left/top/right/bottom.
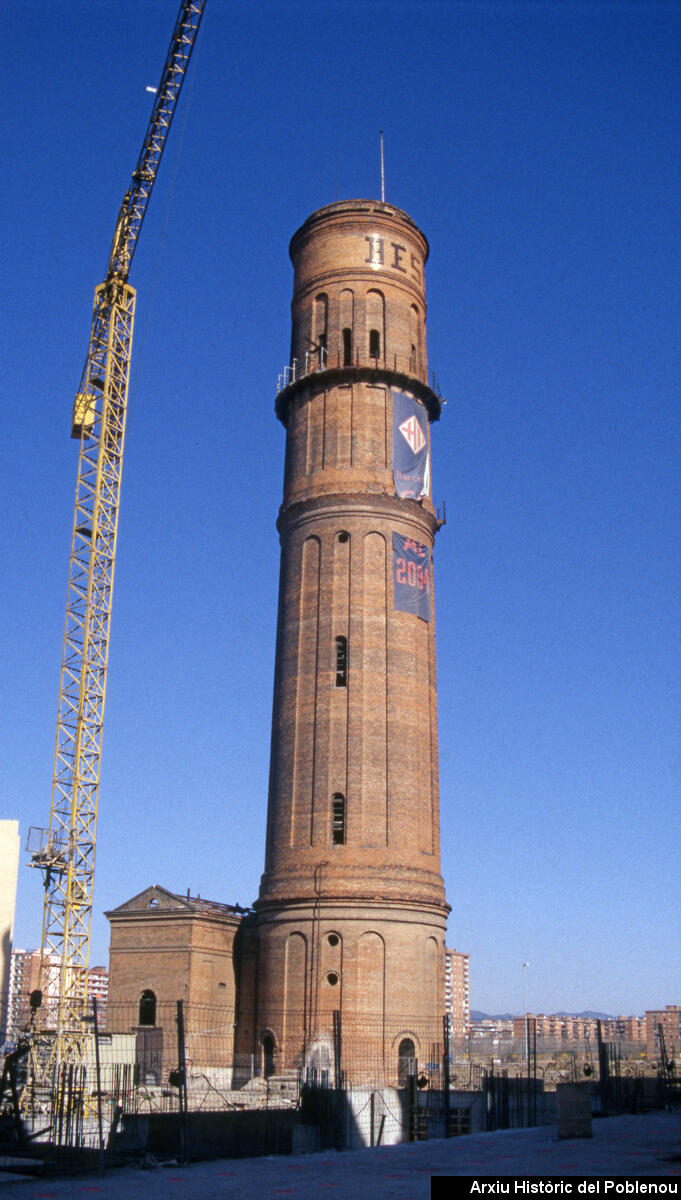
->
[[470, 1009, 614, 1021]]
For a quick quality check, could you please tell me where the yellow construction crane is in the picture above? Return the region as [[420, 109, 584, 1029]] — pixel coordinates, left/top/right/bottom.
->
[[27, 0, 207, 1069]]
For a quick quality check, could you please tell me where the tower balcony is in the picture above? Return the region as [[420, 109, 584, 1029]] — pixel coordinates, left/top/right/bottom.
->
[[275, 347, 443, 425]]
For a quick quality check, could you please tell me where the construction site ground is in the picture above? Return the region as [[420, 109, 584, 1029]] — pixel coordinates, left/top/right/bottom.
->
[[0, 1110, 679, 1196]]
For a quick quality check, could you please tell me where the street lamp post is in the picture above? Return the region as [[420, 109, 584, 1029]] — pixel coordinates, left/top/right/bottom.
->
[[522, 962, 531, 1126], [522, 962, 530, 1072]]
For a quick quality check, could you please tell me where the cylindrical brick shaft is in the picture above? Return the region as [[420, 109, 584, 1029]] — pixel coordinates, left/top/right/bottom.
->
[[254, 201, 449, 1079]]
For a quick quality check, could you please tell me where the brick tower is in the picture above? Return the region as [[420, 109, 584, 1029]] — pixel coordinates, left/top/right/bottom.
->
[[253, 200, 449, 1084]]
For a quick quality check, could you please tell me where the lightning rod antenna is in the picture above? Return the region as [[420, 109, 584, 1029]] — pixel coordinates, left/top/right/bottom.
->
[[380, 130, 385, 202]]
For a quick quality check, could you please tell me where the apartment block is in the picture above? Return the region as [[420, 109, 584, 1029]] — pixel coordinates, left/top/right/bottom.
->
[[445, 947, 470, 1039]]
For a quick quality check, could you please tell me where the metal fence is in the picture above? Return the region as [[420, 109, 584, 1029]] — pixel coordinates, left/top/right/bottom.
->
[[1, 999, 670, 1168], [276, 346, 443, 397]]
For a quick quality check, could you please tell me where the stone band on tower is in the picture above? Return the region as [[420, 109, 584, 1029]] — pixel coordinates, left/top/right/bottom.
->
[[254, 200, 449, 1083]]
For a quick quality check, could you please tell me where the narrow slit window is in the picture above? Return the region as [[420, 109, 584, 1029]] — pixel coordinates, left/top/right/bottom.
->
[[369, 328, 380, 358], [332, 794, 346, 845], [343, 327, 353, 366], [318, 331, 327, 366], [335, 635, 348, 687]]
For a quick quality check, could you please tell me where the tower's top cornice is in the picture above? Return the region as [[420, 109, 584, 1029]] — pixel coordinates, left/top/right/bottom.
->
[[290, 199, 430, 264]]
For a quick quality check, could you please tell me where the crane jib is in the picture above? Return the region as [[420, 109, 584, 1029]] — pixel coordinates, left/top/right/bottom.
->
[[107, 0, 207, 284]]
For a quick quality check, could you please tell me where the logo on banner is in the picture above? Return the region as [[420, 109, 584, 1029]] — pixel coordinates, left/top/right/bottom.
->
[[393, 390, 429, 499], [399, 414, 426, 455]]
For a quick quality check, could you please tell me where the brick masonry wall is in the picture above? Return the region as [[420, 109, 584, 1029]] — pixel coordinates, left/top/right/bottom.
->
[[107, 906, 241, 1016], [255, 202, 450, 1072]]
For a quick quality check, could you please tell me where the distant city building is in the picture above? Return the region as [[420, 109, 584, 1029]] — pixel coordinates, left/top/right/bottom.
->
[[469, 1017, 515, 1041], [511, 1013, 646, 1045], [444, 948, 470, 1038], [87, 965, 109, 1025], [6, 949, 109, 1042], [615, 1015, 646, 1043], [646, 1006, 681, 1061], [6, 948, 60, 1041], [0, 820, 20, 1042]]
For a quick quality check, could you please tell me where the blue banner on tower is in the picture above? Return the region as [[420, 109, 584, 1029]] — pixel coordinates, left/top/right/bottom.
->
[[392, 390, 430, 499], [393, 532, 431, 621]]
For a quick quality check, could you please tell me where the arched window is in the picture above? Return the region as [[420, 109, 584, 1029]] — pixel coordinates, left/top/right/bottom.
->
[[262, 1032, 275, 1078], [138, 989, 156, 1027], [343, 327, 353, 366], [366, 290, 385, 362], [314, 293, 328, 367], [332, 794, 346, 845], [340, 289, 354, 365], [398, 1037, 416, 1086], [410, 305, 422, 374]]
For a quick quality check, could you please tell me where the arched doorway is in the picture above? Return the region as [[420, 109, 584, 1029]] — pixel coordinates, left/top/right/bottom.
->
[[136, 991, 161, 1086], [262, 1032, 275, 1078], [397, 1037, 416, 1086]]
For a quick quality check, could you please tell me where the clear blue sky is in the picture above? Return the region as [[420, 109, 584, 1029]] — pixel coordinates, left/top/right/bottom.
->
[[2, 0, 679, 1017]]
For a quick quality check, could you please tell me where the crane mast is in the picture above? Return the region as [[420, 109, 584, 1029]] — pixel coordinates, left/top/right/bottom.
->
[[29, 0, 206, 1067]]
